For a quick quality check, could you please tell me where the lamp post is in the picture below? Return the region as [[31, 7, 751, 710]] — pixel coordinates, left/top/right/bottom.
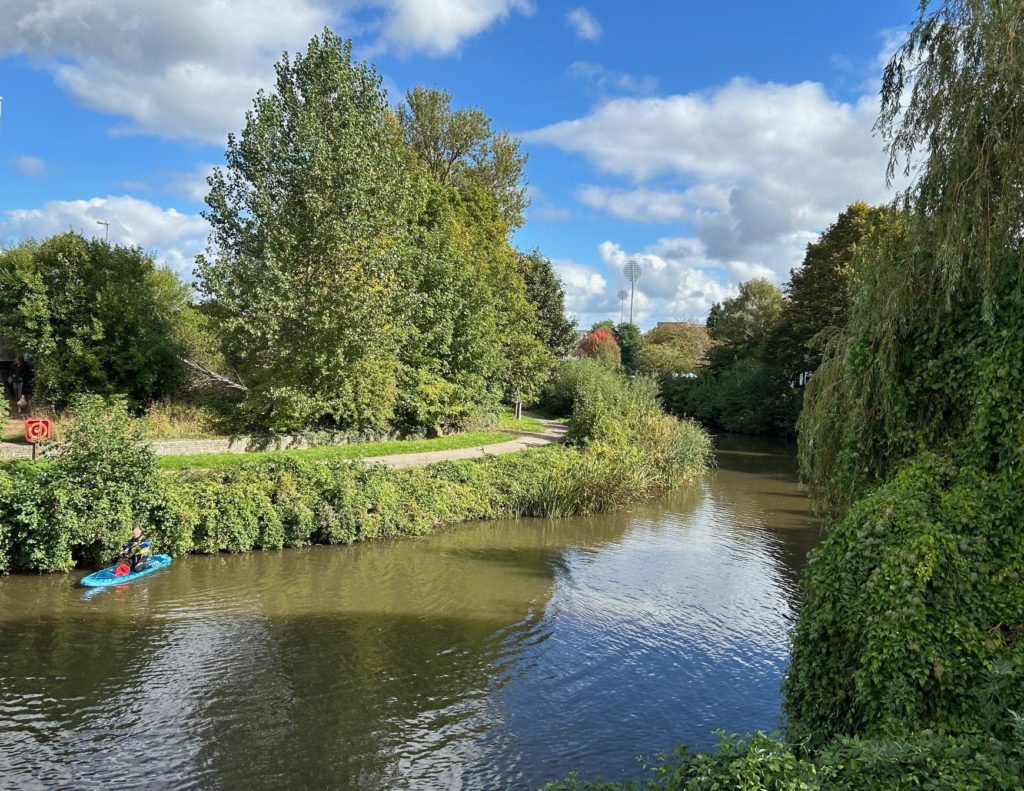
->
[[96, 219, 110, 243], [623, 259, 642, 325], [617, 290, 628, 324]]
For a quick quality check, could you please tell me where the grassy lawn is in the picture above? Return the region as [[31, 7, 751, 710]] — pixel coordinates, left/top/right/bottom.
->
[[497, 408, 547, 433], [157, 430, 512, 471]]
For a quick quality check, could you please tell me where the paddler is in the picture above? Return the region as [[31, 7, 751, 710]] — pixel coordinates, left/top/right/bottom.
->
[[123, 526, 153, 573]]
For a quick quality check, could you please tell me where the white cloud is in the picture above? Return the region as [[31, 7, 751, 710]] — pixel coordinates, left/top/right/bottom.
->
[[566, 7, 602, 42], [0, 1, 533, 142], [524, 76, 899, 291], [597, 240, 734, 324], [0, 195, 208, 276], [14, 156, 47, 177], [568, 61, 657, 96], [374, 0, 533, 56]]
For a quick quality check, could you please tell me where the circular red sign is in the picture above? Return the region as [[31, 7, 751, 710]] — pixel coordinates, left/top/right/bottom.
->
[[24, 418, 51, 443]]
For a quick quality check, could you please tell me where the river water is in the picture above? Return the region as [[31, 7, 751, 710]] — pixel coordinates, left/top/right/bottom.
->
[[0, 437, 820, 790]]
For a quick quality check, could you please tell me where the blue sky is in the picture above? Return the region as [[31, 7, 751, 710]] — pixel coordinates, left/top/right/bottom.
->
[[0, 1, 916, 328]]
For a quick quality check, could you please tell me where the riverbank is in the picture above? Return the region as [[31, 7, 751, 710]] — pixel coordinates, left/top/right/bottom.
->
[[0, 382, 710, 574]]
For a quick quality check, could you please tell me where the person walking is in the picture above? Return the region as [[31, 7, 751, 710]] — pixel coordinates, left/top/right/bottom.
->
[[8, 355, 29, 407]]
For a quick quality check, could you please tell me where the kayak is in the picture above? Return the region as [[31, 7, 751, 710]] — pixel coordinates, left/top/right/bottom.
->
[[80, 555, 172, 587]]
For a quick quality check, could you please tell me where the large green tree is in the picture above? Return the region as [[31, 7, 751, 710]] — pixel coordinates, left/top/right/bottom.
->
[[0, 233, 194, 405], [198, 31, 420, 432]]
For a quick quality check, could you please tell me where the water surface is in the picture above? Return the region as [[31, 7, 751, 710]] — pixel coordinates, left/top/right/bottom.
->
[[0, 437, 819, 790]]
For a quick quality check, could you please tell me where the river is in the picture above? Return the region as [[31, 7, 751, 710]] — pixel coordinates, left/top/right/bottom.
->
[[0, 437, 820, 790]]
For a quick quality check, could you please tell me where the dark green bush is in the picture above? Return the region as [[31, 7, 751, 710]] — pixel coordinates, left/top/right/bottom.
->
[[784, 455, 1024, 747]]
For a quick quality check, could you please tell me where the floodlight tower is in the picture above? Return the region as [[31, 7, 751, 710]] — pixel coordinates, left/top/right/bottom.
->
[[617, 290, 628, 323], [623, 260, 642, 325]]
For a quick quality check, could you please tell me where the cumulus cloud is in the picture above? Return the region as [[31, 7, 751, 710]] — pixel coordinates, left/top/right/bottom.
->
[[566, 7, 602, 42], [524, 76, 899, 301], [576, 184, 727, 223], [0, 195, 208, 276], [0, 0, 532, 142], [14, 156, 47, 177], [374, 0, 533, 56], [597, 239, 735, 324]]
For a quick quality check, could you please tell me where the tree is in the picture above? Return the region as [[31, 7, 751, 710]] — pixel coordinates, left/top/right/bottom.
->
[[397, 86, 529, 230], [516, 250, 577, 358], [706, 279, 786, 347], [780, 202, 897, 375], [612, 323, 644, 372], [787, 3, 1024, 749], [638, 321, 711, 378], [0, 233, 194, 406], [577, 328, 620, 368], [198, 31, 419, 432]]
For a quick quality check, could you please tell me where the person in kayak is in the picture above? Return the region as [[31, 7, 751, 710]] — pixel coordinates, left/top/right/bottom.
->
[[123, 527, 153, 573]]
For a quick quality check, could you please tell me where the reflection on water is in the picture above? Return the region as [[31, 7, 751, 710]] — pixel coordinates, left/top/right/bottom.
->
[[0, 438, 820, 790]]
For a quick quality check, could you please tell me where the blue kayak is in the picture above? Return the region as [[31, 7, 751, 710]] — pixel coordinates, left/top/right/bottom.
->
[[80, 555, 172, 587]]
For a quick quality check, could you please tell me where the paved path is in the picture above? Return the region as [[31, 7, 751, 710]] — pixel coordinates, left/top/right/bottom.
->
[[0, 415, 568, 464], [362, 416, 567, 469]]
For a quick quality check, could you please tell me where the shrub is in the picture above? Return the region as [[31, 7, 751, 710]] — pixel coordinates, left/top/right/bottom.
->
[[46, 395, 160, 566], [541, 730, 1024, 790], [784, 455, 1024, 747]]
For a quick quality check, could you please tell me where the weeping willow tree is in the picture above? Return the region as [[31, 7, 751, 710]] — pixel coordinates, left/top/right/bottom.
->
[[799, 0, 1024, 518], [787, 0, 1024, 752]]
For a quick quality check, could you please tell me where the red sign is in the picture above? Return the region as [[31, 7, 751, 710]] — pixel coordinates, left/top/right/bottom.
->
[[24, 418, 51, 444]]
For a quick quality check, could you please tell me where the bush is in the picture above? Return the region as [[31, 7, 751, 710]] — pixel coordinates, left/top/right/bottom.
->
[[541, 729, 1024, 790], [539, 359, 625, 419], [784, 455, 1024, 748]]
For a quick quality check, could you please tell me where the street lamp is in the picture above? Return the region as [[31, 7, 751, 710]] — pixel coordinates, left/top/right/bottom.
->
[[617, 290, 628, 324], [623, 259, 642, 325], [96, 219, 110, 243]]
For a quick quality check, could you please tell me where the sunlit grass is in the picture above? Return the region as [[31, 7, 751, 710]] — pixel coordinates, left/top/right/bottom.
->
[[157, 431, 512, 471]]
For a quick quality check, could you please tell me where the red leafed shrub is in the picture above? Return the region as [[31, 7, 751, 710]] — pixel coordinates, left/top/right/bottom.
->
[[577, 329, 620, 368]]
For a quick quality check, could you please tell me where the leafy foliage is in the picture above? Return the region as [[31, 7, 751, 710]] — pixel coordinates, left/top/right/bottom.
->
[[788, 2, 1024, 781], [578, 328, 621, 368], [198, 32, 416, 432], [198, 31, 556, 435], [2, 396, 159, 571], [612, 323, 644, 372], [0, 234, 198, 406], [541, 730, 1023, 790], [518, 249, 578, 358]]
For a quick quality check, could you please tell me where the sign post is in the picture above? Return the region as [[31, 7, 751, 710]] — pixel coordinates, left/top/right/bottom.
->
[[24, 417, 51, 462]]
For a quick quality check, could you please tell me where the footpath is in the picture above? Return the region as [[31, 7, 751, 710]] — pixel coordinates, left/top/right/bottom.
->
[[0, 415, 568, 465]]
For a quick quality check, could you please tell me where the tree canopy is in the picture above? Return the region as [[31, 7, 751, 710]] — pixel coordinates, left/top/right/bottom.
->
[[198, 30, 558, 433], [0, 233, 196, 405]]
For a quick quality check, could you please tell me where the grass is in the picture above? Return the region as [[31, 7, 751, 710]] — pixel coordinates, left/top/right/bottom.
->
[[156, 430, 512, 471], [497, 407, 547, 433]]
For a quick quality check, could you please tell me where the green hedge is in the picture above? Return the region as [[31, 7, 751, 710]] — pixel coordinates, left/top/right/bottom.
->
[[0, 394, 711, 574]]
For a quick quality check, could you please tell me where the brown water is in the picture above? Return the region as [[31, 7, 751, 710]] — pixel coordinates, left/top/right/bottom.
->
[[0, 437, 820, 790]]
